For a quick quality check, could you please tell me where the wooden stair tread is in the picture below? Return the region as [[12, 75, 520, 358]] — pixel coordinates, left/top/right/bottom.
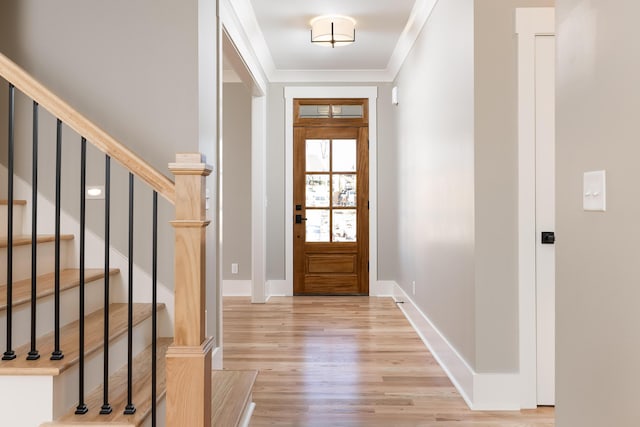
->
[[42, 337, 172, 427], [0, 199, 27, 205], [0, 302, 164, 375], [0, 234, 74, 248], [212, 370, 258, 427], [0, 268, 119, 311]]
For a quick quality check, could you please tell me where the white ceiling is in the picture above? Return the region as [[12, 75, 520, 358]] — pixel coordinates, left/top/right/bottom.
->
[[248, 0, 418, 72]]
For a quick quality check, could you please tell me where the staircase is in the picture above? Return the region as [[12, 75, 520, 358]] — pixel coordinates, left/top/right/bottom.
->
[[0, 52, 256, 427], [0, 198, 170, 426]]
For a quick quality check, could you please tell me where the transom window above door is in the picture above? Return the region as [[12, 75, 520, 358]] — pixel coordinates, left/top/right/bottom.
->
[[294, 99, 368, 127]]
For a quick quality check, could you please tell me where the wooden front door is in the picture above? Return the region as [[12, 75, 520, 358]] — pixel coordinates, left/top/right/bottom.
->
[[293, 99, 369, 295]]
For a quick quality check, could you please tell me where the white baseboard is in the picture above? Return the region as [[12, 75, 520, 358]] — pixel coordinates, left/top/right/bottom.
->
[[371, 280, 396, 296], [239, 402, 256, 427], [266, 280, 291, 297], [392, 282, 521, 410], [211, 346, 223, 369], [223, 280, 253, 296]]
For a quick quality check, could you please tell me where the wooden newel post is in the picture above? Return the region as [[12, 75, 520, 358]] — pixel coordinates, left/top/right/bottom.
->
[[166, 153, 214, 427]]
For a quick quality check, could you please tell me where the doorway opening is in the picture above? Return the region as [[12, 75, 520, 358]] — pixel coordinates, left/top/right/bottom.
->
[[283, 86, 378, 297]]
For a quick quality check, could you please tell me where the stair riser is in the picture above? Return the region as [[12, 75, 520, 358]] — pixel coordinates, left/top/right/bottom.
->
[[0, 375, 55, 426], [0, 241, 72, 285], [52, 314, 156, 419], [0, 204, 25, 238], [0, 279, 105, 351]]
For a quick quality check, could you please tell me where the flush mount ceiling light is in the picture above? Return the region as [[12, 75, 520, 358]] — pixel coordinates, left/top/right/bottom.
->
[[310, 15, 356, 48]]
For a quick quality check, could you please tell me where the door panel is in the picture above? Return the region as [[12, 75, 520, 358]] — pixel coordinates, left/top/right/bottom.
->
[[293, 125, 369, 295], [535, 34, 555, 406], [307, 255, 356, 274]]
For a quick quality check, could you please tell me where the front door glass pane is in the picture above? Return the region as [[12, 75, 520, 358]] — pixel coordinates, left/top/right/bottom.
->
[[332, 175, 356, 207], [299, 105, 331, 118], [306, 210, 330, 242], [306, 139, 330, 172], [306, 175, 330, 207], [332, 139, 357, 172], [333, 210, 356, 242], [331, 105, 364, 118]]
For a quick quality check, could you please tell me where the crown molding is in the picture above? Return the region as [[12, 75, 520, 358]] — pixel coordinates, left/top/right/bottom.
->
[[220, 0, 271, 94], [270, 68, 396, 83], [386, 0, 440, 80]]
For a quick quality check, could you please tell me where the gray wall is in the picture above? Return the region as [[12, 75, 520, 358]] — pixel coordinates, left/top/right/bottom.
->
[[556, 1, 640, 425], [393, 0, 553, 371], [222, 83, 252, 280], [394, 0, 476, 367], [474, 0, 554, 371], [0, 0, 218, 336], [375, 84, 399, 281], [265, 84, 286, 280], [264, 83, 397, 282]]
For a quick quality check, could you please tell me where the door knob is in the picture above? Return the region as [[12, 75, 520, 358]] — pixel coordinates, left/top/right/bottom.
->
[[541, 231, 555, 244], [295, 214, 307, 224]]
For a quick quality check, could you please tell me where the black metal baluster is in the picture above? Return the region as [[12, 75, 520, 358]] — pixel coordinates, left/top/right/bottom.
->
[[100, 155, 112, 415], [151, 191, 158, 426], [124, 173, 136, 415], [27, 101, 40, 360], [75, 137, 88, 415], [3, 83, 16, 361], [51, 119, 64, 361]]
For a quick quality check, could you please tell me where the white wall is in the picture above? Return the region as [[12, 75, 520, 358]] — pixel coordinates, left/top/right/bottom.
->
[[556, 1, 640, 426]]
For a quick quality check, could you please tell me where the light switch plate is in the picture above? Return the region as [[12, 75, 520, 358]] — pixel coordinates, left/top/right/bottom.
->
[[583, 170, 606, 211]]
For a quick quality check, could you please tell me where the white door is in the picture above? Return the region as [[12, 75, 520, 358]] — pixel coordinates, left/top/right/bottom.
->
[[535, 34, 555, 406]]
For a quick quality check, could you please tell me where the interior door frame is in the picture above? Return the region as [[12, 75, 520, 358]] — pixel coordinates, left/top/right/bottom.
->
[[516, 7, 555, 409], [275, 86, 378, 297]]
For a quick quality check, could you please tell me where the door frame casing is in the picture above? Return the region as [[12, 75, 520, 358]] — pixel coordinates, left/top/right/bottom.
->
[[516, 7, 555, 409], [272, 86, 378, 297]]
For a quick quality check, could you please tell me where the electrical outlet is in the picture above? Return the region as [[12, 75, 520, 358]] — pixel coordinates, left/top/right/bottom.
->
[[412, 281, 416, 295], [231, 263, 238, 274]]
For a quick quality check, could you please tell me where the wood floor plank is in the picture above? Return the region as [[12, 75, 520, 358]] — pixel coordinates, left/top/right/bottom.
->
[[223, 297, 555, 426], [0, 268, 119, 311], [0, 303, 163, 375]]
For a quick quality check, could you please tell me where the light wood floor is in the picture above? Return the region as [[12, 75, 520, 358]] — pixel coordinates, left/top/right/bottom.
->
[[223, 297, 555, 427]]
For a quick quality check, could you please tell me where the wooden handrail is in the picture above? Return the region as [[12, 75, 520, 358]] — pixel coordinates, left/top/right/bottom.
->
[[0, 52, 175, 204]]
